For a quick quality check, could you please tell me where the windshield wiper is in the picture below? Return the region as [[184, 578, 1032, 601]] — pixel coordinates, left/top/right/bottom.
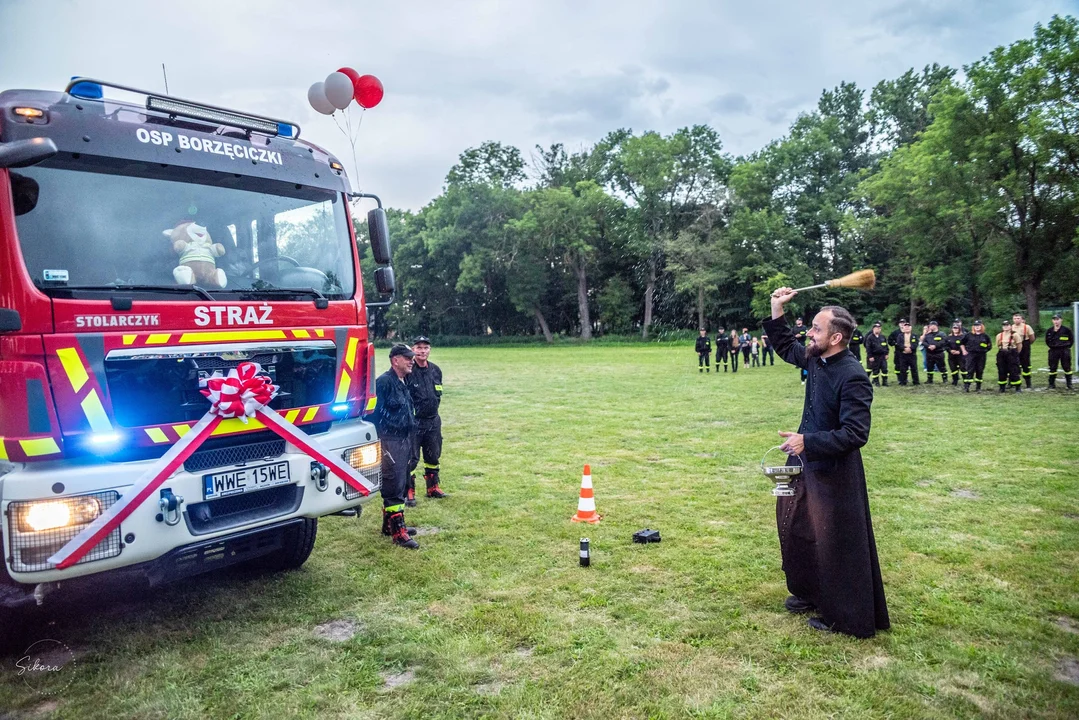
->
[[50, 284, 217, 301], [238, 287, 330, 309]]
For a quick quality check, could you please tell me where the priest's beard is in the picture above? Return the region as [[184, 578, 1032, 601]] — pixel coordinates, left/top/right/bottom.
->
[[806, 339, 829, 358]]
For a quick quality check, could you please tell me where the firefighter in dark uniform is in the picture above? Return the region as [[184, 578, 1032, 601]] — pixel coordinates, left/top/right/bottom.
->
[[888, 319, 919, 386], [1012, 313, 1036, 388], [865, 321, 889, 386], [405, 336, 448, 504], [695, 329, 711, 373], [960, 320, 991, 392], [714, 327, 730, 372], [996, 320, 1022, 393], [371, 344, 420, 548], [944, 321, 966, 386], [760, 331, 775, 365], [1046, 313, 1074, 389], [793, 317, 808, 383], [849, 323, 864, 367], [922, 320, 947, 383]]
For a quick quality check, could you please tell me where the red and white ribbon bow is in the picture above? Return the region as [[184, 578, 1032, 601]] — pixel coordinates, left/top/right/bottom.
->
[[200, 362, 279, 421], [49, 361, 377, 570]]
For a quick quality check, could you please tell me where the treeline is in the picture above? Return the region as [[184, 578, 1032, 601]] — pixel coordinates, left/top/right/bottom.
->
[[361, 16, 1079, 340]]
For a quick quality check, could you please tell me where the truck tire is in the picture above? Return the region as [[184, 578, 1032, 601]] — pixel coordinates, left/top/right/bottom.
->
[[0, 540, 30, 655], [254, 518, 318, 572]]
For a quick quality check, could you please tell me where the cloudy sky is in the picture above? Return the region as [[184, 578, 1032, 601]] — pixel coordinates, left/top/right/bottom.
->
[[2, 0, 1076, 210]]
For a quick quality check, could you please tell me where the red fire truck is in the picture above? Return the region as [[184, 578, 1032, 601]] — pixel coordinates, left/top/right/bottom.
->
[[0, 78, 394, 645]]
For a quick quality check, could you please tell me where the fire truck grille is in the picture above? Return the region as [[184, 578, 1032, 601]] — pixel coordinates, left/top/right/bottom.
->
[[7, 491, 122, 572], [184, 485, 303, 536], [191, 353, 280, 371], [184, 439, 287, 474], [105, 344, 338, 427], [344, 466, 381, 500]]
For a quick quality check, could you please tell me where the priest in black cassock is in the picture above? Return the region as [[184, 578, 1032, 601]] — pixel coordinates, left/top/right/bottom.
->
[[761, 287, 890, 638]]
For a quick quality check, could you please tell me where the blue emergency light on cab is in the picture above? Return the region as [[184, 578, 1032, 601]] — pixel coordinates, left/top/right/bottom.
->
[[68, 78, 103, 99]]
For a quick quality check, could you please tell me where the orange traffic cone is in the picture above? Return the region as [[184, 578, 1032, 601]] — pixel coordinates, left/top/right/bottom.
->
[[571, 464, 601, 523]]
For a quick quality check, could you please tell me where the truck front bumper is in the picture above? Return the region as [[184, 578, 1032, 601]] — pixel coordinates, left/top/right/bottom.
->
[[1, 419, 380, 584]]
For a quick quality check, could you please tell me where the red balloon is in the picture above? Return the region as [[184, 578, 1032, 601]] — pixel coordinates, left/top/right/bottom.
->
[[354, 74, 384, 109], [337, 67, 361, 85]]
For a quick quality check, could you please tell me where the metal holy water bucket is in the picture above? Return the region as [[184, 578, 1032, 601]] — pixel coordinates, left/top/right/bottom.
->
[[761, 446, 803, 497]]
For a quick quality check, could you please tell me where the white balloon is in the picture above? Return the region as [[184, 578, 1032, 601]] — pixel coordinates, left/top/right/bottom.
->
[[324, 72, 354, 110], [307, 82, 336, 115]]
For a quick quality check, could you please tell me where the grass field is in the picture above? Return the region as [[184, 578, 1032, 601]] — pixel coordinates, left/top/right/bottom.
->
[[2, 343, 1078, 719]]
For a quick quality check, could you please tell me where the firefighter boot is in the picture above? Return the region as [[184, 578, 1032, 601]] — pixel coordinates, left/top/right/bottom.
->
[[1025, 374, 1032, 389], [976, 382, 982, 392], [999, 384, 1006, 393], [1068, 374, 1074, 389], [425, 472, 448, 499], [963, 383, 970, 393], [926, 373, 934, 384], [1049, 373, 1056, 389], [382, 509, 417, 537], [405, 473, 417, 507], [952, 374, 959, 386], [388, 511, 419, 549]]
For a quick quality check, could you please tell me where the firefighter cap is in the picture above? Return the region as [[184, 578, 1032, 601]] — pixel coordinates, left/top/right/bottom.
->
[[1002, 320, 1011, 326], [973, 319, 983, 326], [873, 321, 881, 327], [899, 318, 909, 324], [1052, 313, 1062, 320], [928, 319, 939, 326], [413, 335, 432, 346], [389, 343, 415, 359]]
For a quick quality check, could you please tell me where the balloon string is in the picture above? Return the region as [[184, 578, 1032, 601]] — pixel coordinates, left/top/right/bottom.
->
[[349, 109, 364, 190]]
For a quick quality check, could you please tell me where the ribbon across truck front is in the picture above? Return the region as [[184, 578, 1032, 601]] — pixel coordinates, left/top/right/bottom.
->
[[49, 361, 377, 570]]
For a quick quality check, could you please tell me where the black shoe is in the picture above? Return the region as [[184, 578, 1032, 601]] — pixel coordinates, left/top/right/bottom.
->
[[785, 595, 815, 614], [1000, 386, 1006, 393], [963, 384, 970, 393], [381, 511, 417, 537], [388, 511, 420, 549], [1015, 387, 1022, 394], [807, 617, 836, 633]]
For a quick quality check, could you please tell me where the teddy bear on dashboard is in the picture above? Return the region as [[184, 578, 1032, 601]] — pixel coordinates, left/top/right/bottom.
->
[[164, 221, 227, 288]]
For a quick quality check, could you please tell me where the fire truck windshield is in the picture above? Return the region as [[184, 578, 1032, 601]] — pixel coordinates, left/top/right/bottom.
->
[[10, 156, 356, 300]]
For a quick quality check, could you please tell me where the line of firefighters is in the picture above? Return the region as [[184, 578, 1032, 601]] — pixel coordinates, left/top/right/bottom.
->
[[695, 312, 1074, 393]]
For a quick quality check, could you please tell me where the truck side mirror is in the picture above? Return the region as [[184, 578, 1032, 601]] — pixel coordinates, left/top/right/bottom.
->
[[367, 208, 392, 265], [0, 308, 22, 332], [374, 266, 395, 295], [0, 137, 58, 169]]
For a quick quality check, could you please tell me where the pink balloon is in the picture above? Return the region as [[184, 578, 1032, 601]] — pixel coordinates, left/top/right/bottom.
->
[[354, 74, 384, 109]]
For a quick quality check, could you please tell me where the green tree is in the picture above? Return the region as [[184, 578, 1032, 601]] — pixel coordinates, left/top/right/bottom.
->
[[603, 125, 731, 338]]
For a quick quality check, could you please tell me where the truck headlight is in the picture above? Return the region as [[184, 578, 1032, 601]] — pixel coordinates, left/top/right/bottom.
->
[[16, 496, 102, 533], [342, 442, 381, 470]]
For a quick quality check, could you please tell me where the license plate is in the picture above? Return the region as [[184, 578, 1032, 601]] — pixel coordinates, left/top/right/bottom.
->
[[203, 461, 291, 500]]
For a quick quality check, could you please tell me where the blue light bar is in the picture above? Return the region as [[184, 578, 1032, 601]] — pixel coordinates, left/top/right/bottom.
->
[[277, 123, 294, 139], [332, 403, 350, 414]]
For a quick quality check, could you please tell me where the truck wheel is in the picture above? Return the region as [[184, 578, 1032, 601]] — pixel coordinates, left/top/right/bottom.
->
[[0, 542, 30, 656], [254, 518, 318, 572]]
